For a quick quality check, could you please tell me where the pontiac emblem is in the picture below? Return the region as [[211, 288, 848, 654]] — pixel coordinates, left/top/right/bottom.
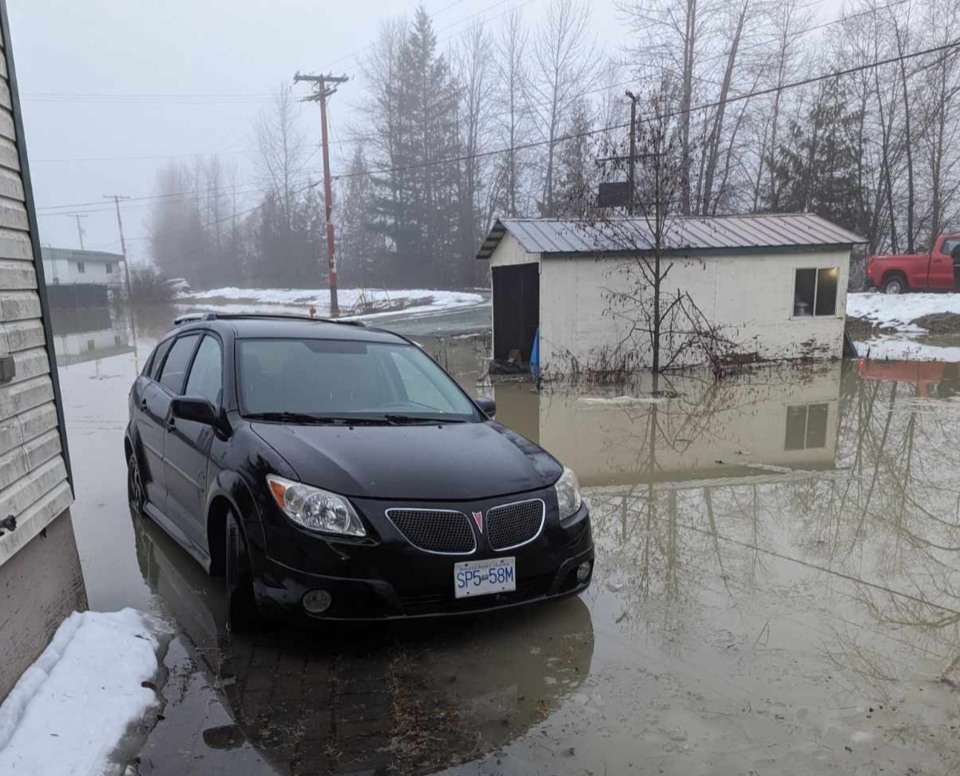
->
[[472, 511, 483, 532]]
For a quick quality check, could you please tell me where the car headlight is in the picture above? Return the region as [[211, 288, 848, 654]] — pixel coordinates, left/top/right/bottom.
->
[[266, 475, 366, 537], [554, 466, 582, 522]]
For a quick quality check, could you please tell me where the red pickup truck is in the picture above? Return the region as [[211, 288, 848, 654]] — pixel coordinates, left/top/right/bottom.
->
[[867, 233, 960, 294]]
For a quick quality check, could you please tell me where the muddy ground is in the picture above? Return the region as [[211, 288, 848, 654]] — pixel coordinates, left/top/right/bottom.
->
[[58, 305, 960, 775]]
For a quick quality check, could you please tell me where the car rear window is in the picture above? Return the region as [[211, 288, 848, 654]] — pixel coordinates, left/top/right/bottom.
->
[[148, 338, 175, 380], [158, 335, 200, 393]]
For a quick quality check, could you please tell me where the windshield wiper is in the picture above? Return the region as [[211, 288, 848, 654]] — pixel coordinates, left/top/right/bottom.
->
[[382, 414, 466, 425], [246, 411, 337, 424]]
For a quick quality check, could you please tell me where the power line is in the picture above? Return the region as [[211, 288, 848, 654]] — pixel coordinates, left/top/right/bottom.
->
[[332, 37, 960, 182]]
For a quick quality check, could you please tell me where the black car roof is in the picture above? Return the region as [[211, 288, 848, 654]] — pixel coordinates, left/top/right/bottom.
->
[[170, 315, 409, 344]]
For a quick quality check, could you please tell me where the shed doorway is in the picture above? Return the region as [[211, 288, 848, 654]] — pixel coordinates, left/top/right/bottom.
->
[[492, 264, 539, 362]]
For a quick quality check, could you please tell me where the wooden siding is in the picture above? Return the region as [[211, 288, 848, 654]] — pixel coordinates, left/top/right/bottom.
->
[[0, 11, 72, 570]]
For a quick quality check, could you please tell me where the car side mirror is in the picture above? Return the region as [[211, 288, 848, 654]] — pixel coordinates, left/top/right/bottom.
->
[[475, 397, 496, 418], [172, 396, 219, 426]]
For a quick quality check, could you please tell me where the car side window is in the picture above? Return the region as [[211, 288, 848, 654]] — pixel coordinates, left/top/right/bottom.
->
[[158, 334, 200, 393], [942, 239, 960, 257], [184, 335, 223, 409], [149, 338, 175, 380]]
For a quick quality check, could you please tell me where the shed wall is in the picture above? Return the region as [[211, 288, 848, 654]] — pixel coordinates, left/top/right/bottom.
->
[[538, 250, 849, 371]]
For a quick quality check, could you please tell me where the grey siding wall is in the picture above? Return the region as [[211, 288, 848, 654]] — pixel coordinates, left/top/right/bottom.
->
[[0, 0, 83, 701], [0, 3, 73, 574]]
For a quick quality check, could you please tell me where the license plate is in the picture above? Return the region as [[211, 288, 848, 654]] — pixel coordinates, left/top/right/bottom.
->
[[454, 557, 516, 598]]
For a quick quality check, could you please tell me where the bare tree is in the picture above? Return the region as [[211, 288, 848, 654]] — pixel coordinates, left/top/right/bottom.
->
[[494, 8, 530, 218], [455, 20, 495, 266], [528, 0, 598, 217], [254, 84, 308, 229]]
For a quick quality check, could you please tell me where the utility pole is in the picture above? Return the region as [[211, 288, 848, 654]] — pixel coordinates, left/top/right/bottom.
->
[[294, 71, 348, 317], [62, 213, 88, 249], [104, 195, 133, 303], [626, 90, 638, 217]]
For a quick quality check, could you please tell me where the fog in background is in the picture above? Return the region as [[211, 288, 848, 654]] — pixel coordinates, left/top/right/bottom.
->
[[8, 0, 864, 289]]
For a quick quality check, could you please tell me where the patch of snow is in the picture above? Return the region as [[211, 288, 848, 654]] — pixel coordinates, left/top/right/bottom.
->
[[855, 335, 960, 362], [577, 395, 666, 406], [846, 292, 960, 331], [0, 609, 164, 776], [178, 287, 485, 319]]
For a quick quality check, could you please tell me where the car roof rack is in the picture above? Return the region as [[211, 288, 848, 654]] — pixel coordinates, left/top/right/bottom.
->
[[172, 311, 367, 328]]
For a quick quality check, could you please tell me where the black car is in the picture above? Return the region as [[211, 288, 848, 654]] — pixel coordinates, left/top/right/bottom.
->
[[124, 314, 593, 630]]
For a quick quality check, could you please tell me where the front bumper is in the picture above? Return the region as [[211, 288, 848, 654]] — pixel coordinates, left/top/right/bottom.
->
[[247, 495, 594, 620]]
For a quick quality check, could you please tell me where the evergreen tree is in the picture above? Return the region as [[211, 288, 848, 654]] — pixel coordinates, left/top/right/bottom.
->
[[554, 98, 595, 216], [769, 84, 871, 236]]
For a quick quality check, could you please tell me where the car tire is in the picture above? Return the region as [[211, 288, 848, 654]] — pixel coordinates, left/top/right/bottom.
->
[[882, 276, 906, 295], [127, 452, 145, 517], [225, 510, 258, 633]]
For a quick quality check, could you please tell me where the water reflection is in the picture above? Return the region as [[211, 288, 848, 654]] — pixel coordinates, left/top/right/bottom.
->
[[131, 505, 593, 775], [50, 304, 134, 366]]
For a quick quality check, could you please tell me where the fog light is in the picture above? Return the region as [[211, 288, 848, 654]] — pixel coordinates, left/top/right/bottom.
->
[[302, 589, 332, 614], [576, 561, 592, 582]]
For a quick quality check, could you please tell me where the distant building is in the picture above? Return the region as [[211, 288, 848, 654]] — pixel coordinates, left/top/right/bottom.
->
[[477, 213, 866, 372], [41, 246, 125, 289], [0, 2, 84, 701]]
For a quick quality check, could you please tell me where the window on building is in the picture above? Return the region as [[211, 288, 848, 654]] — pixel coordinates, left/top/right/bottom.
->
[[77, 261, 86, 274], [114, 335, 122, 347], [158, 334, 200, 393], [793, 268, 838, 317], [86, 339, 95, 352], [105, 262, 114, 274], [784, 403, 828, 450]]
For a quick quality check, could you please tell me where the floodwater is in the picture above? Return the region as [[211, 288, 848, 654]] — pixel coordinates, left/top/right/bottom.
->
[[55, 304, 960, 774]]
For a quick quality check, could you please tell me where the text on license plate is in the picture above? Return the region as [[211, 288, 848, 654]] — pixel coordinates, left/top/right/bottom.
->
[[454, 557, 516, 598]]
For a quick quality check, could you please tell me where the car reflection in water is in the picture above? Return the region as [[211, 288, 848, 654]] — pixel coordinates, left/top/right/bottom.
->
[[131, 503, 594, 775]]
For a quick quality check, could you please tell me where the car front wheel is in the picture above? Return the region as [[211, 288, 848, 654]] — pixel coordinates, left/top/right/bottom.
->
[[225, 510, 258, 633]]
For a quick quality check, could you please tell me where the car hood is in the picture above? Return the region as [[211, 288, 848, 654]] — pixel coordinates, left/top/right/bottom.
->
[[251, 420, 563, 501]]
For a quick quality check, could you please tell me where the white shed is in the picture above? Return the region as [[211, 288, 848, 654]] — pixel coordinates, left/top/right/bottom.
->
[[477, 213, 865, 372]]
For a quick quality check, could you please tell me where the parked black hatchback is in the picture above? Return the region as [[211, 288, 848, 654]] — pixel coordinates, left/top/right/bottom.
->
[[125, 314, 593, 630]]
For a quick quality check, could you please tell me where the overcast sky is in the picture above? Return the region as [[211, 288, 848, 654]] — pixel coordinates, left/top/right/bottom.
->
[[9, 0, 844, 268]]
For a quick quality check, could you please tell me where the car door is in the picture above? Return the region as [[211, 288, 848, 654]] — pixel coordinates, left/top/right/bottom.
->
[[149, 333, 202, 525], [930, 238, 957, 290], [136, 337, 175, 509], [163, 333, 222, 552]]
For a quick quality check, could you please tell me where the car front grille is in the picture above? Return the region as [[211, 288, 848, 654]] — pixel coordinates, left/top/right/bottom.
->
[[486, 499, 545, 551], [386, 508, 476, 554]]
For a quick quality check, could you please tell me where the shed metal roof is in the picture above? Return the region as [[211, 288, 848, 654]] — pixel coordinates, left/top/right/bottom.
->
[[476, 213, 867, 259]]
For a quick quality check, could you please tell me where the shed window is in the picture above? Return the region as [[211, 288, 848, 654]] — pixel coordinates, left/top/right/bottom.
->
[[77, 261, 86, 274], [106, 262, 114, 274], [793, 268, 838, 317], [785, 403, 828, 450]]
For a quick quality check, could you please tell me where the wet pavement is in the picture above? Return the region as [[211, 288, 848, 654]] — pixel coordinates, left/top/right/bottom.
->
[[56, 304, 960, 774]]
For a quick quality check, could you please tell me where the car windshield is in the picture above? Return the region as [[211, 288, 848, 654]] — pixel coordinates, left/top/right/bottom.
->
[[238, 337, 479, 421]]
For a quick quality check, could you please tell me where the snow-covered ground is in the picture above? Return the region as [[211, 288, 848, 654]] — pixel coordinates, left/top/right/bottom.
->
[[855, 335, 960, 362], [178, 287, 486, 320], [0, 609, 164, 776], [846, 292, 960, 361], [846, 292, 960, 332]]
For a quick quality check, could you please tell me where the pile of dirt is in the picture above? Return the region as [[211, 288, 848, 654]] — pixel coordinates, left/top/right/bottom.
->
[[845, 316, 878, 337], [912, 312, 960, 335]]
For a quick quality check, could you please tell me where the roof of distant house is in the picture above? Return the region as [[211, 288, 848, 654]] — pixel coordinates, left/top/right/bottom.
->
[[476, 213, 867, 260], [40, 247, 124, 264]]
